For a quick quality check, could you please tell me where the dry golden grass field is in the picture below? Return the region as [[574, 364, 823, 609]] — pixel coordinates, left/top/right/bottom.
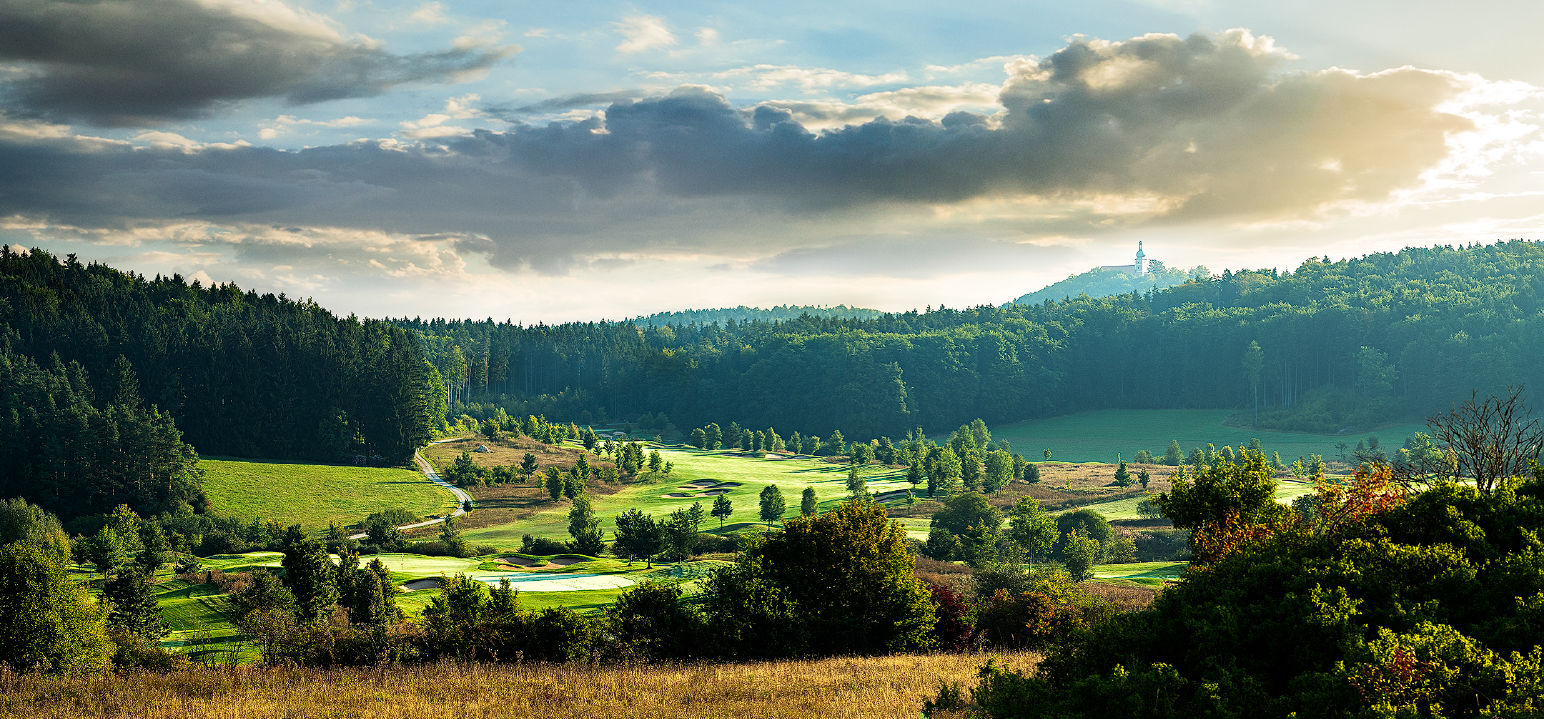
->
[[0, 652, 1037, 719]]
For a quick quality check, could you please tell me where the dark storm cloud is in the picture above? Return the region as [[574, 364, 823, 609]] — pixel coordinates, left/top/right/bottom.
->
[[0, 30, 1475, 268], [0, 0, 514, 126]]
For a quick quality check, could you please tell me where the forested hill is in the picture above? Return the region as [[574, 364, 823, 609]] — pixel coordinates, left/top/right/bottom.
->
[[1007, 262, 1203, 306], [406, 241, 1544, 438], [0, 247, 443, 519], [629, 304, 884, 327]]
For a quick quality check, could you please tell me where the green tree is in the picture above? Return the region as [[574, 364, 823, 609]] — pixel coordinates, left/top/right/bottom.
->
[[704, 500, 936, 658], [1243, 339, 1264, 426], [438, 514, 469, 557], [690, 427, 708, 450], [827, 429, 846, 456], [103, 565, 166, 640], [846, 465, 866, 496], [907, 460, 924, 487], [1163, 440, 1184, 466], [1154, 449, 1288, 562], [281, 529, 339, 622], [0, 542, 112, 672], [613, 509, 662, 568], [519, 452, 539, 477], [648, 450, 663, 473], [567, 495, 605, 555], [363, 511, 407, 551], [85, 526, 127, 581], [801, 486, 818, 517], [712, 494, 734, 528], [930, 446, 963, 496], [931, 492, 1003, 566], [1008, 496, 1058, 566], [1061, 529, 1100, 581], [0, 498, 71, 564], [663, 509, 698, 563], [1113, 460, 1132, 488], [984, 450, 1013, 494], [705, 423, 722, 450], [544, 467, 564, 501], [758, 485, 786, 527]]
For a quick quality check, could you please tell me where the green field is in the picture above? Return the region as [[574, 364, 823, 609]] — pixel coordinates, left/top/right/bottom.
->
[[1055, 478, 1316, 520], [462, 445, 920, 549], [991, 409, 1429, 464], [201, 458, 460, 530], [1092, 560, 1189, 586]]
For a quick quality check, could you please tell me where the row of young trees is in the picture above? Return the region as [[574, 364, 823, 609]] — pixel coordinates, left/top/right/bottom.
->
[[401, 241, 1544, 438]]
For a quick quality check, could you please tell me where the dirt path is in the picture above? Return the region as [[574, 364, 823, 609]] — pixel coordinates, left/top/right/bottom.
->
[[349, 440, 471, 540]]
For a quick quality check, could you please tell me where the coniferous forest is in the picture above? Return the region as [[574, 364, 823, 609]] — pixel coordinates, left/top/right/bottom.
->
[[0, 247, 444, 520]]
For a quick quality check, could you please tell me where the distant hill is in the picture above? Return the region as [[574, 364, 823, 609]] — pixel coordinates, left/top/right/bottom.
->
[[630, 304, 885, 327], [1008, 261, 1203, 306]]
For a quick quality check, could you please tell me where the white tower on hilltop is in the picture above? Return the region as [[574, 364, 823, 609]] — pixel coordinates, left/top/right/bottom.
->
[[1134, 241, 1147, 276]]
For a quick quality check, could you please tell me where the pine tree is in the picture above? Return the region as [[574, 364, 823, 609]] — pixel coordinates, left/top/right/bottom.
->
[[801, 486, 818, 517], [104, 565, 167, 640]]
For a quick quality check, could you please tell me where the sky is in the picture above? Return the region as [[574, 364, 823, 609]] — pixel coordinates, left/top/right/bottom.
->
[[2, 1, 1542, 323]]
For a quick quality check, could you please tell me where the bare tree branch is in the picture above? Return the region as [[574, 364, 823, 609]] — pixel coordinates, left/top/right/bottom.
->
[[1426, 386, 1544, 494]]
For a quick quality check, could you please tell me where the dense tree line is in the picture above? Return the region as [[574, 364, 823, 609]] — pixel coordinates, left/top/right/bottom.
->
[[628, 304, 884, 327], [0, 247, 444, 519], [402, 241, 1544, 437], [0, 348, 203, 520]]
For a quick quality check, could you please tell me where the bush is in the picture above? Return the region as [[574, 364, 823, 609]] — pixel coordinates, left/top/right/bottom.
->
[[693, 533, 739, 555], [1133, 529, 1190, 562], [109, 628, 187, 671], [975, 569, 1108, 649], [704, 500, 937, 658], [520, 534, 572, 556], [607, 581, 706, 659], [925, 580, 975, 652]]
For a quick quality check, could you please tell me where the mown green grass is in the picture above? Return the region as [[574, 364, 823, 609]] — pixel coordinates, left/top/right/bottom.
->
[[1092, 560, 1188, 583], [155, 577, 256, 661], [991, 409, 1429, 464], [462, 445, 919, 549], [202, 458, 459, 530], [1052, 478, 1317, 520]]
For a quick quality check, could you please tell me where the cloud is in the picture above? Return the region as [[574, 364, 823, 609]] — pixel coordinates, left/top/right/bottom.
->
[[614, 15, 676, 54], [0, 30, 1518, 276], [0, 0, 515, 126]]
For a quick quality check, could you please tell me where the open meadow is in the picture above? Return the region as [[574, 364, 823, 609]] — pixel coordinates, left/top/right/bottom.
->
[[201, 459, 459, 531], [990, 409, 1430, 464], [0, 651, 1038, 719]]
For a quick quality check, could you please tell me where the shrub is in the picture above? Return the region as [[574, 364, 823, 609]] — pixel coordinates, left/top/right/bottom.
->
[[520, 534, 572, 556]]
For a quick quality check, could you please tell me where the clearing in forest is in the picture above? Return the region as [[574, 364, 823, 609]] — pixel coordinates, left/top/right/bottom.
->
[[201, 458, 460, 531], [991, 408, 1429, 464]]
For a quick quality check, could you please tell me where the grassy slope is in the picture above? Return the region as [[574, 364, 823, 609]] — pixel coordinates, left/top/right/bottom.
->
[[462, 445, 919, 549], [991, 409, 1429, 464], [201, 458, 459, 530]]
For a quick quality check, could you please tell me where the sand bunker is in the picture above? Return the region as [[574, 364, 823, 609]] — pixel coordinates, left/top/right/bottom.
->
[[701, 488, 731, 496], [471, 572, 634, 593], [712, 481, 742, 488], [548, 555, 585, 566], [680, 481, 716, 489], [661, 492, 692, 498], [403, 578, 443, 592]]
